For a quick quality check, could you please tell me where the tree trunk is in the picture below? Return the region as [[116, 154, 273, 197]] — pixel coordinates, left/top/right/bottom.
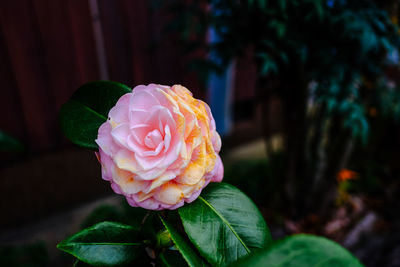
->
[[281, 59, 308, 219]]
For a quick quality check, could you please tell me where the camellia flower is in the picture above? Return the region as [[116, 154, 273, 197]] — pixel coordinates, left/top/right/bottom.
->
[[95, 84, 223, 210]]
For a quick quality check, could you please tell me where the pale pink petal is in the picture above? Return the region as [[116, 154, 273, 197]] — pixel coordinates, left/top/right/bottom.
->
[[135, 152, 164, 171], [136, 167, 166, 180], [111, 182, 123, 194], [130, 90, 160, 110], [129, 109, 148, 125], [204, 103, 216, 132], [150, 87, 177, 108], [174, 143, 206, 185], [168, 155, 189, 171], [127, 197, 160, 210], [145, 106, 175, 133], [153, 183, 184, 205], [207, 155, 224, 182], [98, 149, 114, 181], [125, 197, 139, 207], [115, 93, 132, 106], [132, 84, 148, 92], [111, 123, 131, 148], [109, 104, 129, 125], [96, 122, 119, 156], [114, 149, 140, 173], [144, 171, 177, 193], [144, 129, 163, 148], [212, 131, 222, 153], [111, 167, 150, 194], [185, 188, 202, 203], [135, 191, 154, 202], [159, 138, 182, 168], [142, 141, 164, 157], [164, 125, 171, 152], [172, 84, 193, 97], [129, 124, 150, 147]]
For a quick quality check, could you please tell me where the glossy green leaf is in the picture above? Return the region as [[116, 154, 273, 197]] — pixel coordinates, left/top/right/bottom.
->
[[160, 216, 208, 267], [231, 234, 364, 267], [57, 222, 144, 266], [59, 81, 131, 150], [179, 183, 272, 266]]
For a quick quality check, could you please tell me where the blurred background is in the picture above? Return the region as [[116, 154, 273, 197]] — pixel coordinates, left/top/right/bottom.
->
[[1, 0, 400, 266]]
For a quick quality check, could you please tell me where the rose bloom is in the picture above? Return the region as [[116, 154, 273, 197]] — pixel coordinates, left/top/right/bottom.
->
[[95, 84, 223, 210]]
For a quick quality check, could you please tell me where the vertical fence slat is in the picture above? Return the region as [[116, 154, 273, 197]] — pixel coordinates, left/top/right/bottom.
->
[[0, 1, 55, 150], [0, 30, 27, 141], [66, 0, 100, 84]]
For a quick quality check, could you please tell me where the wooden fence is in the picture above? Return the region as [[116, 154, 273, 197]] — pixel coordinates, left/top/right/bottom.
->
[[0, 0, 222, 153]]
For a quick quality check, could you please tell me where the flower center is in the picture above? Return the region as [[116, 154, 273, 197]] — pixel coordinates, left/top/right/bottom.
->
[[144, 129, 163, 149]]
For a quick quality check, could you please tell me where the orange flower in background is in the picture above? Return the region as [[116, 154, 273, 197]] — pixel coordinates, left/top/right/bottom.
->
[[337, 169, 358, 182], [369, 107, 378, 117], [391, 15, 398, 26]]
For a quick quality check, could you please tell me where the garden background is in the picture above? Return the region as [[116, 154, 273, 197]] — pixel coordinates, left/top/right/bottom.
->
[[1, 0, 400, 266]]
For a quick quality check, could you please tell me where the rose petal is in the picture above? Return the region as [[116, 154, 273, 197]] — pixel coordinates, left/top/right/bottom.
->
[[98, 150, 114, 181], [129, 109, 148, 126], [175, 141, 206, 185], [126, 196, 159, 210], [164, 125, 171, 152], [144, 171, 176, 193], [206, 154, 224, 182], [111, 182, 123, 194], [159, 138, 182, 168], [135, 152, 164, 171], [114, 149, 140, 173], [111, 123, 131, 148], [96, 122, 118, 156], [115, 93, 132, 106], [130, 90, 160, 110], [109, 104, 129, 126], [153, 183, 184, 205], [142, 141, 164, 157], [112, 167, 150, 194]]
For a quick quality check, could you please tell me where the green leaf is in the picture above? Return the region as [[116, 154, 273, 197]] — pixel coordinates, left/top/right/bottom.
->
[[231, 234, 364, 267], [57, 221, 144, 266], [0, 131, 24, 152], [179, 183, 272, 266], [159, 216, 208, 267], [59, 81, 131, 150]]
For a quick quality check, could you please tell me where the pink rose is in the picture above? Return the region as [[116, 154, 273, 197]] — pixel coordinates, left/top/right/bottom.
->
[[95, 84, 223, 210]]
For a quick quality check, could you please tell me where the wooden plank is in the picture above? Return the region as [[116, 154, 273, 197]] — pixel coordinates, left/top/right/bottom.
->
[[66, 0, 99, 85], [98, 0, 133, 86], [0, 28, 27, 142], [0, 0, 56, 150], [32, 0, 100, 147], [32, 0, 80, 147], [119, 0, 149, 85]]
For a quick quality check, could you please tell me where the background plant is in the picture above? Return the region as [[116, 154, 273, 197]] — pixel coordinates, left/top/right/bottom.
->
[[163, 0, 400, 217]]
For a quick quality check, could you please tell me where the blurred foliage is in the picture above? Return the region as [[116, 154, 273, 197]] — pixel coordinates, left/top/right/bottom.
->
[[0, 242, 48, 267], [223, 153, 286, 209], [162, 0, 400, 215], [164, 0, 400, 142]]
